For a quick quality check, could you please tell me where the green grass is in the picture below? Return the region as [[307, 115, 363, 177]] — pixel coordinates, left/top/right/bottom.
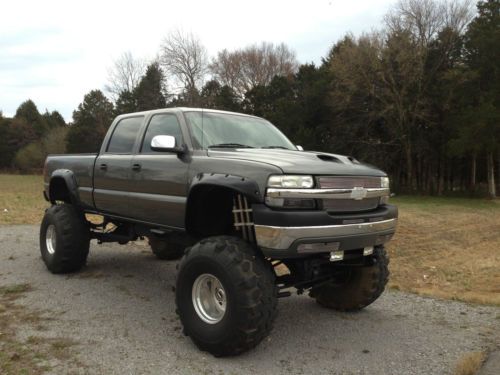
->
[[0, 174, 47, 225]]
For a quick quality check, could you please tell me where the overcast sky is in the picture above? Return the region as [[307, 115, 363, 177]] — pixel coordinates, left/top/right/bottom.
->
[[0, 0, 394, 121]]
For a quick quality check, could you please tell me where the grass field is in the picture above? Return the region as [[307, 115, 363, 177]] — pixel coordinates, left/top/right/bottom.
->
[[1, 174, 499, 306], [0, 175, 49, 225], [388, 196, 500, 306]]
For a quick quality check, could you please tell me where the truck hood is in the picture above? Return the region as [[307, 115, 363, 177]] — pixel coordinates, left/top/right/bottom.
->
[[207, 149, 386, 176]]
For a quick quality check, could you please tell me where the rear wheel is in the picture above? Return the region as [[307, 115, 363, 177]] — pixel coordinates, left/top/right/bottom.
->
[[175, 236, 278, 357], [39, 204, 90, 274], [309, 245, 389, 311], [148, 236, 185, 260]]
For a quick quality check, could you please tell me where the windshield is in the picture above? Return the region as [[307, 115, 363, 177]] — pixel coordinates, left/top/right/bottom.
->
[[184, 111, 296, 150]]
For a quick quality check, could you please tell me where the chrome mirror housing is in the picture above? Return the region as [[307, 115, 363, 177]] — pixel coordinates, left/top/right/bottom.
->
[[151, 135, 176, 150]]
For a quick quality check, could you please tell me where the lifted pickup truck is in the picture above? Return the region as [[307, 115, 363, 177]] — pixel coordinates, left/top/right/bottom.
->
[[41, 108, 397, 356]]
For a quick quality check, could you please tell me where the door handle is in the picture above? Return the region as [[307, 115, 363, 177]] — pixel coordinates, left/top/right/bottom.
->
[[100, 163, 107, 170], [132, 163, 141, 171]]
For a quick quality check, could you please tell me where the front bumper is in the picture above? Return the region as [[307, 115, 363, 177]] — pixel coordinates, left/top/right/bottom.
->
[[253, 204, 398, 258]]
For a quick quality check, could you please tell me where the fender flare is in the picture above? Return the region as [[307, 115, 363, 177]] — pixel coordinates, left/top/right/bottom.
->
[[184, 173, 263, 235], [48, 169, 81, 206]]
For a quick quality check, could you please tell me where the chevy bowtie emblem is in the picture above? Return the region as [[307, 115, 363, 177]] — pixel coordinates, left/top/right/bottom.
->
[[350, 187, 367, 200]]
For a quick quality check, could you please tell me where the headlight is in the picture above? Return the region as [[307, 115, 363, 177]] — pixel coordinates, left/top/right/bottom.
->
[[267, 175, 314, 188], [266, 175, 315, 209], [381, 177, 390, 188]]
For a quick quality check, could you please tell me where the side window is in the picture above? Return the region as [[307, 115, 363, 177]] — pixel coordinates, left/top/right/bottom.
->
[[141, 114, 183, 153], [107, 116, 143, 154]]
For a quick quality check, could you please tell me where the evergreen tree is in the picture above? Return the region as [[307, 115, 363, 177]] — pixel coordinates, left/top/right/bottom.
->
[[0, 118, 38, 168], [200, 80, 241, 111], [15, 99, 47, 137], [43, 110, 66, 128], [133, 62, 167, 111], [458, 0, 500, 198], [66, 90, 114, 153], [115, 90, 138, 115]]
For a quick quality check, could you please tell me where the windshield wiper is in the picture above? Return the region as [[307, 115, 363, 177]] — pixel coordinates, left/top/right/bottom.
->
[[261, 146, 290, 150], [208, 143, 254, 149]]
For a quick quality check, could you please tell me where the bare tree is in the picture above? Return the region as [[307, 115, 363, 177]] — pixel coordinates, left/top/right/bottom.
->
[[105, 52, 146, 99], [160, 29, 208, 104], [385, 0, 474, 47], [210, 42, 299, 98], [380, 0, 474, 189]]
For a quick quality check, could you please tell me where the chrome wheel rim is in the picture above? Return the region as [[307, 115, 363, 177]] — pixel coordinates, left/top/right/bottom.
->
[[192, 273, 227, 324], [46, 224, 57, 255]]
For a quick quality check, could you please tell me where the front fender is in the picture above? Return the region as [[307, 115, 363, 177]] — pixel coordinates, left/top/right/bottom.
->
[[188, 173, 263, 203]]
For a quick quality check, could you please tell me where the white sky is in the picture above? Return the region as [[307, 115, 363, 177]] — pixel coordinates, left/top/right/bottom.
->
[[0, 0, 394, 121]]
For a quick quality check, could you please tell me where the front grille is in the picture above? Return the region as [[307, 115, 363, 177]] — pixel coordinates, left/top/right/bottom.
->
[[317, 176, 381, 189], [317, 176, 382, 213], [322, 197, 380, 212]]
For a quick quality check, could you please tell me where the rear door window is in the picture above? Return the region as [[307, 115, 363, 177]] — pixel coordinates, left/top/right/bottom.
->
[[107, 116, 144, 153]]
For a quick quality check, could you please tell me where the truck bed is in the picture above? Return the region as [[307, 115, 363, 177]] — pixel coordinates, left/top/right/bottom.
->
[[44, 154, 98, 209]]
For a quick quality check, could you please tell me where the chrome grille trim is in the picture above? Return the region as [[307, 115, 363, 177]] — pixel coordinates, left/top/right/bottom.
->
[[322, 197, 380, 212], [266, 187, 389, 200], [317, 176, 381, 189]]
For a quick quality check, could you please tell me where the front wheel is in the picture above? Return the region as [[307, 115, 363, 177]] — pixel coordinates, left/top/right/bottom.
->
[[175, 236, 278, 357], [309, 245, 389, 311], [39, 204, 90, 274]]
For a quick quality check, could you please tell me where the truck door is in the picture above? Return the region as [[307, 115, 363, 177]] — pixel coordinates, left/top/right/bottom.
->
[[128, 112, 189, 228], [93, 116, 144, 217]]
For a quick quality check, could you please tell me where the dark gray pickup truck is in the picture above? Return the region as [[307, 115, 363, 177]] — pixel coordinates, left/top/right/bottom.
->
[[41, 107, 398, 356]]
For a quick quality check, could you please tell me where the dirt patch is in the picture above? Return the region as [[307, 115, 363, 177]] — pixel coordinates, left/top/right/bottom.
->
[[0, 283, 81, 374]]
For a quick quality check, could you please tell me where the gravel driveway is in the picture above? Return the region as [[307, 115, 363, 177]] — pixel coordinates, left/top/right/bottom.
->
[[1, 225, 498, 374]]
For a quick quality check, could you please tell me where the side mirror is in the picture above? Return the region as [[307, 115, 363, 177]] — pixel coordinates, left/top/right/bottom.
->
[[151, 135, 184, 153], [296, 145, 304, 151]]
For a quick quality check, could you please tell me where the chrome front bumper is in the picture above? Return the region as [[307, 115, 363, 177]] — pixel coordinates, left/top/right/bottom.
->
[[254, 218, 397, 251]]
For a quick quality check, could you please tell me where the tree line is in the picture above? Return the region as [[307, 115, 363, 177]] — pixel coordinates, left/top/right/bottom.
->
[[0, 0, 498, 197]]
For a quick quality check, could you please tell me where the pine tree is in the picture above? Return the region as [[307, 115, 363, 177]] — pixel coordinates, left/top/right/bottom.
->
[[15, 99, 48, 137], [462, 0, 500, 198], [43, 110, 66, 128], [200, 80, 241, 111], [133, 62, 167, 111], [66, 90, 114, 153], [115, 90, 138, 115]]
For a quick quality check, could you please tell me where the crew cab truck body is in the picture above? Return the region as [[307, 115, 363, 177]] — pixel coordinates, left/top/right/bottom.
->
[[41, 108, 397, 356]]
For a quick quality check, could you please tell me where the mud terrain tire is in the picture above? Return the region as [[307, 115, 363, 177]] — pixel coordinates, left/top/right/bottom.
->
[[39, 204, 90, 274], [310, 245, 389, 311], [175, 236, 278, 357]]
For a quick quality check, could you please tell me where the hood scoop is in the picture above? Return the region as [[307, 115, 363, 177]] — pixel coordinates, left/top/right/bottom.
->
[[317, 154, 342, 163]]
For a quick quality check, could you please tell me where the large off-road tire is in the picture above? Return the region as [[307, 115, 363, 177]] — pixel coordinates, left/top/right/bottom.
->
[[39, 204, 90, 274], [148, 236, 185, 260], [175, 236, 278, 357], [309, 245, 389, 311]]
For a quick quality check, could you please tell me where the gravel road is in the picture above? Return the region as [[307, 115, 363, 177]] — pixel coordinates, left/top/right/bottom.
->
[[1, 225, 498, 375]]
